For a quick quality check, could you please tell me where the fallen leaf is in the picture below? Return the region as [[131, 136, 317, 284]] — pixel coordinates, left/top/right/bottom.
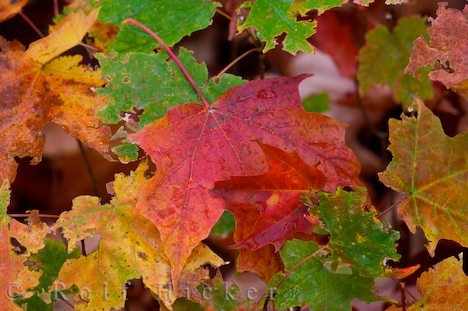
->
[[0, 37, 110, 182], [55, 163, 223, 310], [358, 16, 434, 108], [132, 75, 361, 285], [0, 181, 40, 311], [410, 256, 467, 310], [25, 9, 99, 64], [379, 100, 467, 253], [405, 3, 468, 98], [214, 143, 325, 251]]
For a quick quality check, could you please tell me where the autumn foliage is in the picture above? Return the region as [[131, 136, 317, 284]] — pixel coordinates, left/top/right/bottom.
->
[[0, 0, 466, 310]]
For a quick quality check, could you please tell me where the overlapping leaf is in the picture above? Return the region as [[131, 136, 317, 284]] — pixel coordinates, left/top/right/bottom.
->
[[269, 240, 378, 310], [98, 48, 244, 127], [358, 16, 433, 107], [269, 188, 399, 310], [308, 188, 400, 276], [92, 0, 218, 52], [55, 163, 223, 310], [406, 3, 468, 98], [410, 256, 467, 310], [0, 10, 110, 182], [132, 75, 361, 286], [0, 182, 40, 311], [379, 101, 467, 252], [15, 239, 81, 310], [214, 144, 325, 252]]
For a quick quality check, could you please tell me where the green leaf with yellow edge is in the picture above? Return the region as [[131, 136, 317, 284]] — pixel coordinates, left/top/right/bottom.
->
[[112, 141, 139, 163], [54, 163, 224, 310], [94, 0, 219, 52], [379, 101, 467, 253], [0, 181, 40, 311], [269, 239, 378, 310], [308, 188, 400, 277], [358, 16, 434, 108], [97, 48, 244, 127], [14, 239, 80, 310]]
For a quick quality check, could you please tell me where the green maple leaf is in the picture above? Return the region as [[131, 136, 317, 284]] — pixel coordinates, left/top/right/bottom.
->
[[238, 0, 315, 55], [98, 48, 243, 161], [15, 239, 80, 310], [358, 16, 434, 108], [269, 188, 399, 310], [269, 240, 378, 310], [92, 0, 219, 52], [98, 48, 244, 127], [309, 188, 400, 277]]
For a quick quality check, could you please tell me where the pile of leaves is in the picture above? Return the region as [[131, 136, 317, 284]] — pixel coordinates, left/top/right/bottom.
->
[[0, 0, 466, 310]]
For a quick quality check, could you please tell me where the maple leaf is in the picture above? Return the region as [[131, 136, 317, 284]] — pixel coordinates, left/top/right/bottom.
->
[[98, 48, 244, 127], [9, 210, 50, 255], [269, 239, 379, 310], [269, 188, 398, 310], [307, 187, 400, 277], [379, 100, 467, 252], [214, 143, 325, 252], [55, 163, 223, 310], [24, 9, 99, 64], [0, 35, 110, 182], [224, 197, 284, 281], [238, 0, 320, 55], [0, 181, 40, 311], [410, 255, 467, 310], [358, 16, 434, 108], [0, 0, 27, 22], [132, 75, 361, 286], [405, 3, 468, 98], [92, 0, 219, 52], [15, 239, 81, 310]]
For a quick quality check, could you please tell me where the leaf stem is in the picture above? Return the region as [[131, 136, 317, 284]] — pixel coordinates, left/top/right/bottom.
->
[[214, 47, 261, 82], [123, 18, 210, 108], [8, 213, 59, 219], [215, 8, 232, 21], [275, 246, 326, 289], [19, 11, 44, 38], [377, 195, 407, 219], [77, 140, 100, 197], [263, 246, 326, 310]]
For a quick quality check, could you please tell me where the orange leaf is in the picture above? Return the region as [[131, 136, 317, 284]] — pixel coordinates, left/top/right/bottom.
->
[[0, 0, 27, 22], [0, 182, 40, 310], [0, 37, 110, 182]]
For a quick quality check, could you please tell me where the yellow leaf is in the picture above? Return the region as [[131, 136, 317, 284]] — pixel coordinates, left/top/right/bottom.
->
[[0, 181, 40, 310], [24, 8, 99, 64], [55, 163, 223, 310], [9, 210, 50, 255]]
